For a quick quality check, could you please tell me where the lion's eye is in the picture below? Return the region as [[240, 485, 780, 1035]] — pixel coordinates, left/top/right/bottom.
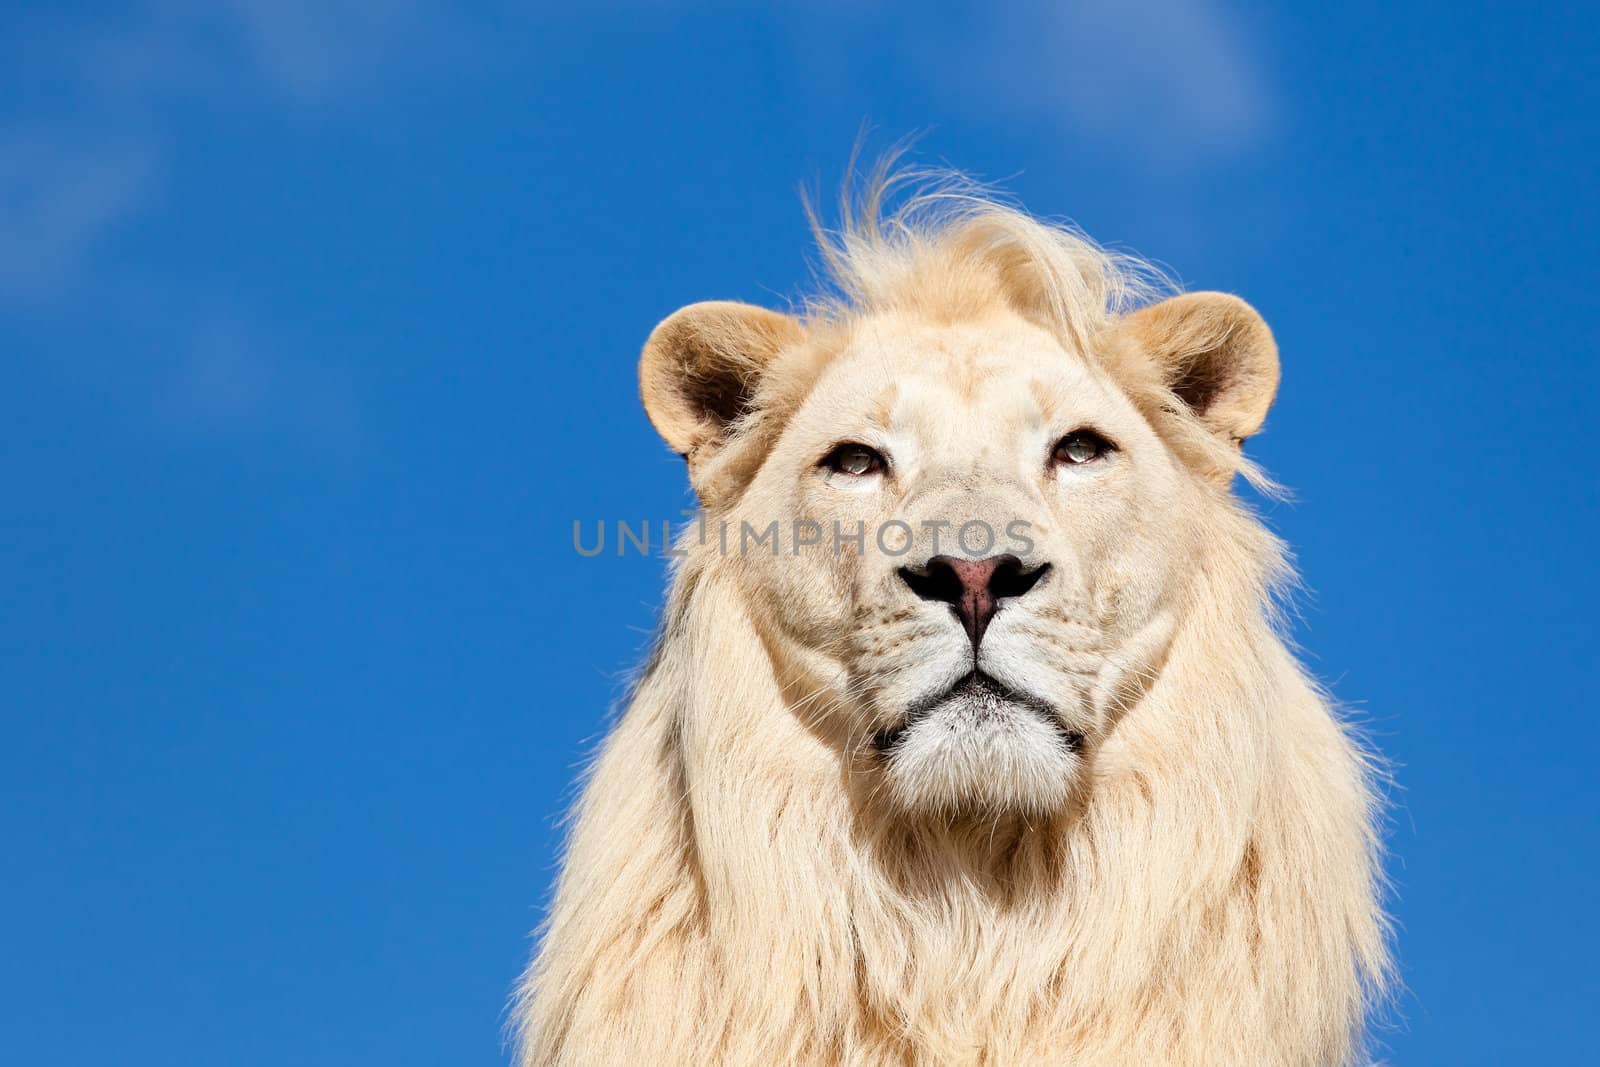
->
[[822, 443, 886, 477], [1053, 430, 1115, 466]]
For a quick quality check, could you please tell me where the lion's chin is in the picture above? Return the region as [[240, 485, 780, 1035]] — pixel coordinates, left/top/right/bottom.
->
[[874, 673, 1083, 817]]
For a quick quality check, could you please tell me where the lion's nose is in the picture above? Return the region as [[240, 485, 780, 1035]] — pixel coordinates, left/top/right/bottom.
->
[[897, 554, 1051, 649]]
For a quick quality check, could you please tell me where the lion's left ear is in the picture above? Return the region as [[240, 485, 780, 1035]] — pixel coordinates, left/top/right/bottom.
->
[[1116, 292, 1280, 444]]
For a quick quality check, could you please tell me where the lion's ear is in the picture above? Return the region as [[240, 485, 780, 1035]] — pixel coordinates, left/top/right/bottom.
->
[[1117, 292, 1280, 444], [639, 301, 803, 473]]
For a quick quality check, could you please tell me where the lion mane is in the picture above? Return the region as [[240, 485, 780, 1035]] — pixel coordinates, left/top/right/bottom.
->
[[514, 169, 1391, 1065]]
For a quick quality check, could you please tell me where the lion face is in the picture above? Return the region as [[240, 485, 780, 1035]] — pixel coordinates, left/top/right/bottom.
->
[[640, 293, 1277, 819], [740, 312, 1198, 815]]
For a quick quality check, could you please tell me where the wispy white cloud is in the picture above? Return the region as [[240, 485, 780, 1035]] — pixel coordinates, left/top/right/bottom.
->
[[196, 0, 453, 106], [783, 0, 1275, 166], [0, 131, 157, 306], [958, 0, 1273, 161], [2, 1, 456, 307], [4, 2, 456, 443], [162, 318, 363, 447]]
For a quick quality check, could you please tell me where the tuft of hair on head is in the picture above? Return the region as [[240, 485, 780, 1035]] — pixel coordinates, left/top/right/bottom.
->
[[800, 146, 1171, 353]]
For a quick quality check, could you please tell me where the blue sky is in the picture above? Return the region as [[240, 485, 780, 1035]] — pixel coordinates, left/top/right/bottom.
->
[[3, 3, 1596, 1064]]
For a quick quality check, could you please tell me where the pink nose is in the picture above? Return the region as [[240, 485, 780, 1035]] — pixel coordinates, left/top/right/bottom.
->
[[898, 554, 1051, 649]]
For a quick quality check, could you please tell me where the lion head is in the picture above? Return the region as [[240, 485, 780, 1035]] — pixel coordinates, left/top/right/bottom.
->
[[519, 173, 1387, 1066], [640, 226, 1277, 821]]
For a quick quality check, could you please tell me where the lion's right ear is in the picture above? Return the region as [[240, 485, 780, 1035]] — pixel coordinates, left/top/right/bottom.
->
[[639, 301, 803, 476]]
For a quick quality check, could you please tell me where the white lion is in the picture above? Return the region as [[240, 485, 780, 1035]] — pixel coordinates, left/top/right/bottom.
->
[[516, 168, 1390, 1065]]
